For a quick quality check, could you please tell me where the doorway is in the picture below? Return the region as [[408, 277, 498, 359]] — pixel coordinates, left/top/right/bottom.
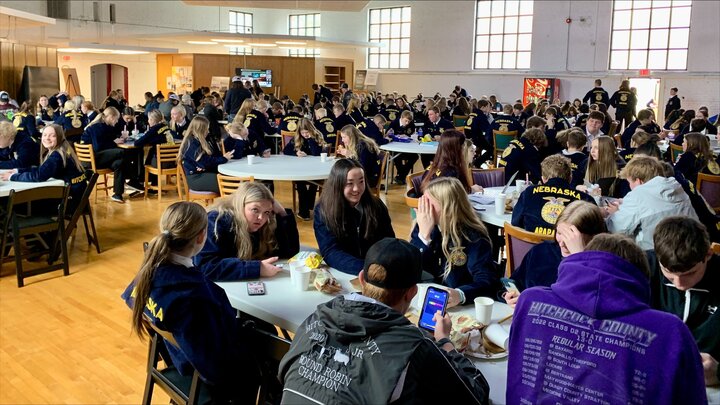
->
[[629, 77, 660, 119]]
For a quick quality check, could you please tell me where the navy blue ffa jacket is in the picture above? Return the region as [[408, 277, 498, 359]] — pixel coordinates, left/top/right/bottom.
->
[[425, 118, 454, 136], [610, 90, 636, 113], [83, 122, 120, 152], [242, 109, 276, 138], [134, 123, 175, 165], [353, 142, 381, 187], [11, 150, 87, 213], [313, 201, 395, 275], [674, 151, 720, 186], [12, 112, 38, 139], [574, 113, 589, 129], [333, 112, 355, 131], [665, 95, 681, 119], [282, 137, 323, 157], [121, 262, 254, 387], [561, 150, 589, 187], [278, 112, 303, 133], [171, 119, 189, 140], [620, 119, 642, 148], [388, 118, 415, 136], [194, 209, 299, 281], [582, 87, 610, 106], [511, 178, 596, 236], [180, 137, 227, 176], [223, 132, 266, 160], [498, 137, 542, 183], [510, 241, 563, 291], [491, 114, 525, 151], [0, 132, 39, 170], [224, 87, 252, 115], [55, 111, 86, 131], [38, 108, 53, 121], [348, 108, 364, 124], [410, 225, 500, 303], [315, 117, 337, 145], [465, 111, 492, 148], [382, 106, 401, 122], [313, 86, 334, 106], [619, 147, 635, 163], [360, 102, 378, 117], [356, 118, 387, 146]]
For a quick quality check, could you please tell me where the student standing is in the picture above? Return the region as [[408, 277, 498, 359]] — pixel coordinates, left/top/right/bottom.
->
[[283, 119, 325, 220], [582, 79, 610, 106], [610, 79, 637, 130]]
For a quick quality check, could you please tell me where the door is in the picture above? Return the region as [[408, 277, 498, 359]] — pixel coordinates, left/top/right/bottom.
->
[[629, 77, 660, 119]]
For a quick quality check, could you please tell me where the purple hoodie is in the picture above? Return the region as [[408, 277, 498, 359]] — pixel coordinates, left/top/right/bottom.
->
[[507, 251, 706, 405]]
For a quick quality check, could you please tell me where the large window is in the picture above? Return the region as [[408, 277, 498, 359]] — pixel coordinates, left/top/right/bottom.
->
[[228, 11, 253, 55], [474, 0, 533, 69], [289, 13, 320, 57], [368, 6, 411, 69], [610, 0, 692, 70]]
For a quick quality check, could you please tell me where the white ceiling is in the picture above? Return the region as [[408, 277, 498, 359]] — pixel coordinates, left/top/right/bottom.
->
[[181, 1, 369, 12]]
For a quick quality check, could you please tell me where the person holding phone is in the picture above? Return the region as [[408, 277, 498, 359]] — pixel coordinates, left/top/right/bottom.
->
[[194, 182, 299, 281], [278, 238, 490, 404], [410, 177, 500, 307], [122, 201, 261, 403]]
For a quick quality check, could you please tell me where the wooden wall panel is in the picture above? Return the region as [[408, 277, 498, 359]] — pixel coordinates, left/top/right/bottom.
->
[[0, 43, 58, 102]]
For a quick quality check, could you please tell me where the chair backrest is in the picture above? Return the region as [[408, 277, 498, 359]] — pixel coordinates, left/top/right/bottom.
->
[[404, 171, 425, 208], [333, 131, 342, 155], [471, 168, 505, 188], [712, 242, 720, 255], [613, 134, 622, 148], [280, 130, 296, 149], [493, 130, 517, 152], [65, 170, 98, 233], [372, 151, 389, 196], [452, 115, 468, 128], [176, 167, 190, 201], [608, 121, 619, 138], [670, 143, 683, 163], [156, 144, 181, 166], [503, 222, 554, 277], [73, 143, 97, 171], [696, 173, 720, 212], [217, 174, 254, 197]]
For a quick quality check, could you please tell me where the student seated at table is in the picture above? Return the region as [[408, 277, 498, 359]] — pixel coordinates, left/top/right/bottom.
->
[[313, 159, 394, 275], [557, 128, 588, 187], [675, 133, 720, 185], [417, 130, 482, 195], [223, 122, 270, 160], [122, 201, 261, 403], [336, 125, 382, 188], [604, 156, 697, 250], [11, 102, 38, 140], [82, 107, 139, 203], [0, 121, 39, 170], [498, 128, 548, 184], [283, 118, 325, 220], [410, 177, 500, 306], [620, 108, 657, 148], [576, 136, 629, 198], [169, 105, 189, 140], [506, 233, 707, 405], [54, 100, 85, 133], [278, 105, 304, 133], [332, 104, 355, 130], [647, 217, 719, 386], [0, 124, 87, 215], [356, 115, 387, 147], [178, 116, 232, 195], [195, 182, 299, 281], [512, 155, 596, 236], [233, 99, 276, 139], [36, 95, 54, 122], [346, 97, 365, 123], [279, 238, 490, 404], [504, 201, 606, 308], [314, 107, 336, 145], [619, 130, 652, 163]]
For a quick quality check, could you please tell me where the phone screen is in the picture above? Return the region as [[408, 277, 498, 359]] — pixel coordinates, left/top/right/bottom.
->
[[501, 277, 520, 294], [418, 287, 449, 332], [247, 281, 266, 295]]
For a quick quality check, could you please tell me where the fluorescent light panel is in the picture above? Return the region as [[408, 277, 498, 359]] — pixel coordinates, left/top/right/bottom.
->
[[187, 40, 217, 45], [276, 41, 306, 45], [247, 43, 277, 47], [212, 39, 245, 43]]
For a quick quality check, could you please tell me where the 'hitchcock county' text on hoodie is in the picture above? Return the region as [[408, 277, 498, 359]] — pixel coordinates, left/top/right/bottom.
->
[[507, 251, 706, 405]]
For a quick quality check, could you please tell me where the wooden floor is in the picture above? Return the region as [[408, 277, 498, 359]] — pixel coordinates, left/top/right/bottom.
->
[[0, 178, 414, 404]]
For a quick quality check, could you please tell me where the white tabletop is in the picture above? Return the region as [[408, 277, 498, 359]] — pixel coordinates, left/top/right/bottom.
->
[[381, 141, 438, 154], [218, 155, 335, 181], [0, 179, 65, 198], [472, 186, 513, 228]]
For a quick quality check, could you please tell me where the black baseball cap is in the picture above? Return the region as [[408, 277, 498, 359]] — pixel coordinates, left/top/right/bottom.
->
[[363, 238, 422, 289], [340, 83, 349, 89]]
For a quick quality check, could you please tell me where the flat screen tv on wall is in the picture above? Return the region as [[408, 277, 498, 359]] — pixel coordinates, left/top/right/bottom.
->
[[236, 68, 272, 87]]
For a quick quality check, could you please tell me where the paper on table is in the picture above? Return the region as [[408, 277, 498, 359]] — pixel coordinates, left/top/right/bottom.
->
[[468, 193, 495, 205]]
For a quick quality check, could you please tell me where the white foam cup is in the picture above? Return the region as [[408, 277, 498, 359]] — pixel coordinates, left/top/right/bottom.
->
[[474, 297, 494, 325], [494, 194, 506, 216], [247, 155, 256, 165], [320, 152, 328, 162]]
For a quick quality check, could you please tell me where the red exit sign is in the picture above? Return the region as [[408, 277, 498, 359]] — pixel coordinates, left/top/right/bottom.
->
[[638, 69, 650, 76]]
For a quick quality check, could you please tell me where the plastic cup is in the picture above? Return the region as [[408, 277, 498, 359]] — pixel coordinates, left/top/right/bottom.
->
[[132, 129, 139, 136], [247, 155, 256, 165], [291, 266, 312, 291], [485, 323, 509, 350], [494, 193, 506, 216], [320, 152, 328, 162], [474, 297, 494, 325], [121, 130, 129, 138]]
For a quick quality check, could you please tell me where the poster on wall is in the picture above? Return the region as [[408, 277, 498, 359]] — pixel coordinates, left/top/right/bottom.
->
[[210, 76, 230, 94], [354, 70, 367, 91], [522, 78, 561, 105], [169, 66, 193, 95], [364, 70, 379, 86]]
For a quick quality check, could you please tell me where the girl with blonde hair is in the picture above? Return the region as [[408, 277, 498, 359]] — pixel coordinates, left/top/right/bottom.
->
[[232, 98, 274, 154], [56, 100, 86, 131], [577, 135, 629, 198], [337, 124, 381, 187], [283, 118, 326, 220], [0, 120, 40, 170], [178, 116, 233, 194], [675, 132, 720, 184], [196, 182, 299, 280], [122, 201, 261, 403], [411, 176, 498, 307], [169, 105, 189, 139]]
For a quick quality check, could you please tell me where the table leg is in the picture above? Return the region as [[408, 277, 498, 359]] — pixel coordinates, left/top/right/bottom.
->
[[385, 152, 399, 195]]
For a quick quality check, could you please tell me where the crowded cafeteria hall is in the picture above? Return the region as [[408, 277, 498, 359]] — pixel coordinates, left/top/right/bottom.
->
[[1, 0, 719, 403]]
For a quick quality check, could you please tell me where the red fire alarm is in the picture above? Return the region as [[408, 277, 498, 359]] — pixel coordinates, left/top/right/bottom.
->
[[566, 18, 572, 23]]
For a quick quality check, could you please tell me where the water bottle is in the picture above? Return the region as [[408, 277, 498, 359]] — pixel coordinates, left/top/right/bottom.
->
[[417, 128, 423, 138]]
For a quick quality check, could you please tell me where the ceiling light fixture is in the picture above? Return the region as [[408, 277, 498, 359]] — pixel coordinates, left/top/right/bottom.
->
[[276, 41, 307, 45], [247, 43, 277, 47], [187, 41, 218, 45], [212, 39, 245, 43]]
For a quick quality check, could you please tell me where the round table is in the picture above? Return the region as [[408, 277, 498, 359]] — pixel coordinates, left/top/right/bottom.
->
[[380, 141, 439, 193], [218, 155, 335, 181]]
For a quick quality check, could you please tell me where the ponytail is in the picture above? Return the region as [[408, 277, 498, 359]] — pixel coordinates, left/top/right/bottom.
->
[[130, 233, 172, 338]]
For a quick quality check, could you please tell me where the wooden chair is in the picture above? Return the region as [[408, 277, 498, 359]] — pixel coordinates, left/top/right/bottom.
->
[[280, 130, 296, 150], [64, 170, 101, 254], [217, 174, 254, 197], [64, 127, 83, 145], [452, 115, 468, 129], [492, 130, 517, 163], [613, 134, 622, 148], [404, 171, 425, 208], [503, 222, 554, 277], [177, 168, 218, 206], [371, 151, 389, 197], [607, 121, 619, 138], [669, 143, 683, 163], [711, 242, 720, 255], [696, 173, 720, 213], [1, 185, 71, 287], [471, 168, 505, 188], [144, 144, 181, 202], [74, 143, 113, 203], [141, 318, 211, 405], [333, 131, 343, 156]]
